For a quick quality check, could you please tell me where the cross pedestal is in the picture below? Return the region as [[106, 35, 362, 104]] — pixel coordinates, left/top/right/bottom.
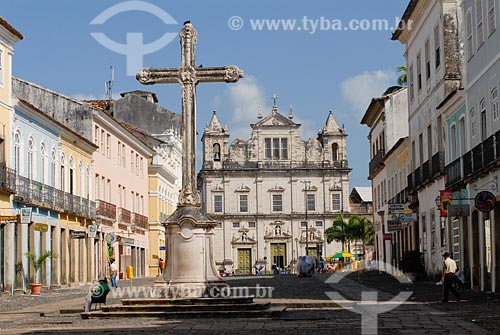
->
[[137, 21, 243, 297]]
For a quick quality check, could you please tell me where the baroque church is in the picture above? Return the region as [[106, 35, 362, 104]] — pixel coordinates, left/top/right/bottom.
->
[[198, 99, 351, 274]]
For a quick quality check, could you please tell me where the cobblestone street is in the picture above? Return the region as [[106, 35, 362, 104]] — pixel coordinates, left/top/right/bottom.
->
[[0, 272, 498, 334]]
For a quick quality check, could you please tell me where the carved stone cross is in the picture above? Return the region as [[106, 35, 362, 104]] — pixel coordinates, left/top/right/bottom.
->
[[137, 21, 244, 207]]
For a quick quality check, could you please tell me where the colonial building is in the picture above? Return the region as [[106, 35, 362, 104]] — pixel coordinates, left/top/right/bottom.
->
[[11, 98, 96, 289], [393, 0, 463, 278], [361, 86, 411, 268], [0, 17, 23, 292], [86, 91, 183, 277], [13, 78, 153, 282], [198, 101, 350, 274], [459, 0, 499, 292]]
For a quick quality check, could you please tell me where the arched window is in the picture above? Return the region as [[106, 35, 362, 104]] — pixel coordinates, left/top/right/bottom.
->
[[332, 143, 339, 161], [213, 143, 221, 161], [51, 149, 57, 188], [69, 156, 75, 195], [27, 137, 34, 179], [40, 143, 46, 184], [14, 131, 21, 173], [60, 153, 66, 192], [86, 164, 91, 199], [79, 160, 84, 197]]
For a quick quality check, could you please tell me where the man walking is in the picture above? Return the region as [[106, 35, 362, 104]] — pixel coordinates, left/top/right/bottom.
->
[[441, 252, 460, 302], [110, 258, 118, 289]]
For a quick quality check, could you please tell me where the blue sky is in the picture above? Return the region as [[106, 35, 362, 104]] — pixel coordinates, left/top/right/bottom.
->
[[3, 0, 407, 188]]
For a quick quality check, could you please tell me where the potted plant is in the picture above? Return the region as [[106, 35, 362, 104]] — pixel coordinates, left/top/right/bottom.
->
[[25, 251, 57, 295], [399, 250, 424, 281]]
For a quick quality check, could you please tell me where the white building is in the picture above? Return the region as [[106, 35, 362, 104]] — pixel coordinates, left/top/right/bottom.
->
[[361, 87, 410, 267], [461, 0, 499, 292], [198, 102, 350, 274], [393, 0, 464, 277]]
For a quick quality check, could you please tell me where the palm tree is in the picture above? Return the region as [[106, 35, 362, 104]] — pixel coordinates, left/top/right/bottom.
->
[[25, 251, 57, 284], [325, 215, 348, 251], [346, 215, 374, 258], [397, 66, 407, 86]]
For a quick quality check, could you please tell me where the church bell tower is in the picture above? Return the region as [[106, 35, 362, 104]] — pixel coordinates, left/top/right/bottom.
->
[[202, 111, 229, 169]]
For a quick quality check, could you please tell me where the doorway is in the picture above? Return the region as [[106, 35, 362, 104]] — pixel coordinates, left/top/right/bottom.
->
[[271, 243, 287, 269], [237, 248, 251, 274]]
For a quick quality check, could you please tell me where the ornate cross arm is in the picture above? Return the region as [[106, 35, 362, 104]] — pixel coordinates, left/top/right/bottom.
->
[[137, 68, 181, 85], [196, 66, 244, 83]]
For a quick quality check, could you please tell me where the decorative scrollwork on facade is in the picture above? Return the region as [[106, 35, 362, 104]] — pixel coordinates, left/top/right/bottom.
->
[[178, 183, 201, 207]]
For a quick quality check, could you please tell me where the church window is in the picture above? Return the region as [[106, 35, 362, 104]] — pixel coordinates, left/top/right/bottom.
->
[[213, 143, 221, 161], [232, 222, 240, 228], [307, 194, 316, 211], [214, 195, 223, 213], [332, 193, 341, 212], [265, 139, 272, 158], [281, 138, 288, 159], [239, 194, 248, 212], [248, 222, 256, 228], [316, 221, 323, 227], [272, 138, 280, 158], [272, 194, 283, 212], [265, 138, 289, 159], [332, 143, 339, 161]]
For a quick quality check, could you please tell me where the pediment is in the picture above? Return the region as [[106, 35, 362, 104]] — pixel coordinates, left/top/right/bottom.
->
[[235, 185, 251, 192], [255, 112, 297, 128], [268, 184, 286, 192]]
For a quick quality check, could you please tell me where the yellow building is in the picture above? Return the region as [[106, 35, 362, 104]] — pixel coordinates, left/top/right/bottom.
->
[[147, 133, 182, 276], [0, 17, 23, 292], [57, 135, 96, 285]]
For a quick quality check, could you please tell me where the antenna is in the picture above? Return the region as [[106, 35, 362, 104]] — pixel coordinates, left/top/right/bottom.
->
[[105, 64, 114, 101]]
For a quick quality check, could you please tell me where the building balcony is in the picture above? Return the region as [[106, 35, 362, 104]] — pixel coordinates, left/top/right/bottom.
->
[[463, 150, 473, 178], [472, 143, 483, 171], [414, 166, 422, 189], [431, 151, 445, 177], [219, 160, 349, 170], [445, 157, 462, 188], [0, 163, 16, 195], [132, 212, 148, 229], [96, 200, 116, 220], [118, 207, 131, 224], [407, 173, 414, 194], [422, 160, 431, 183], [14, 175, 95, 219], [368, 150, 385, 178], [483, 135, 495, 166]]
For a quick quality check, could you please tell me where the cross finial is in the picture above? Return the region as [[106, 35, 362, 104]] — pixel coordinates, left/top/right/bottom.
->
[[271, 94, 279, 107]]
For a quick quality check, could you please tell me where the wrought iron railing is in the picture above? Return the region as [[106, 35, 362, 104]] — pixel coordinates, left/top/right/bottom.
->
[[14, 174, 95, 218], [463, 151, 473, 177], [483, 136, 495, 166], [368, 150, 385, 177], [472, 143, 483, 170], [96, 200, 116, 220], [118, 207, 131, 224], [422, 160, 431, 182], [0, 163, 16, 194], [432, 151, 445, 177], [445, 157, 462, 188], [132, 212, 148, 229], [414, 166, 422, 188]]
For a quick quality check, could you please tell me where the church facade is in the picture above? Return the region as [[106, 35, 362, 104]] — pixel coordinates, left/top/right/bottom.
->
[[198, 101, 350, 274]]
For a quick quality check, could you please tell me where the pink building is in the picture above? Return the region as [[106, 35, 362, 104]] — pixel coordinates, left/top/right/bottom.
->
[[89, 103, 153, 280]]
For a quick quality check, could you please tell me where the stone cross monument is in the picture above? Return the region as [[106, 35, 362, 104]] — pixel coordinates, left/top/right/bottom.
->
[[137, 21, 243, 297]]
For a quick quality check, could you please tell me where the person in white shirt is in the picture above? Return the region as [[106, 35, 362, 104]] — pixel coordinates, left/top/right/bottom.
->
[[110, 258, 118, 288], [441, 252, 460, 302]]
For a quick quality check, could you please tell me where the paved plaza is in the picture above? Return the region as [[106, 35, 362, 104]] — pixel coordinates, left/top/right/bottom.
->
[[0, 272, 498, 334]]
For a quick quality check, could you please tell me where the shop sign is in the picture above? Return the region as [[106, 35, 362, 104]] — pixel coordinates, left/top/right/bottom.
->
[[20, 208, 32, 224], [87, 225, 97, 238], [70, 231, 87, 239], [34, 223, 49, 232]]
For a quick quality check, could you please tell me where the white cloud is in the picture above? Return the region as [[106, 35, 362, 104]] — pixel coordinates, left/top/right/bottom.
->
[[212, 75, 271, 140], [339, 70, 397, 117]]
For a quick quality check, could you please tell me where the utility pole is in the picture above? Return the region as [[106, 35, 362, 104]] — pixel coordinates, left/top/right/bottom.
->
[[301, 180, 311, 256]]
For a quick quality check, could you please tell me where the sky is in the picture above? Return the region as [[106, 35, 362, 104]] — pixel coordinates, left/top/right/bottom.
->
[[3, 0, 408, 189]]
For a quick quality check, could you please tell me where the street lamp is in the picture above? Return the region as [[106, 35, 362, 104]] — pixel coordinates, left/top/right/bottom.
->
[[301, 180, 311, 256]]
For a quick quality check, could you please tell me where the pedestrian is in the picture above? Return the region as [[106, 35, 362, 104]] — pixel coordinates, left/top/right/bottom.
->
[[441, 252, 460, 302], [110, 258, 118, 288], [158, 258, 165, 276]]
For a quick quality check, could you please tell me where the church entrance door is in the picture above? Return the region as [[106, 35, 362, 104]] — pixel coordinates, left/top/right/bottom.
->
[[237, 248, 251, 274], [271, 243, 287, 269]]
